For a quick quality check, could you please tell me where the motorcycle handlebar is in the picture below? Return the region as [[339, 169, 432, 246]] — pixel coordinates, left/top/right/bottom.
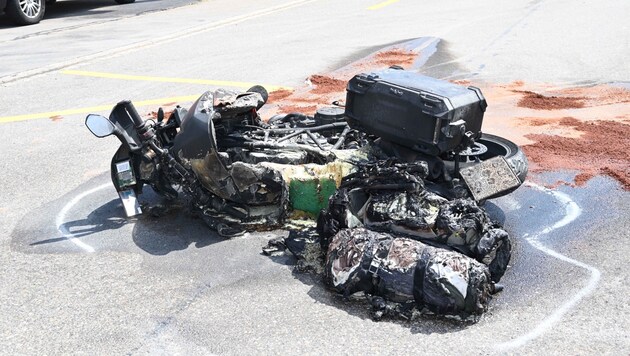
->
[[120, 100, 145, 128], [119, 99, 158, 144]]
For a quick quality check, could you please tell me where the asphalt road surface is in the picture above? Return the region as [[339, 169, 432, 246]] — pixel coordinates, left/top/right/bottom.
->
[[1, 0, 629, 354]]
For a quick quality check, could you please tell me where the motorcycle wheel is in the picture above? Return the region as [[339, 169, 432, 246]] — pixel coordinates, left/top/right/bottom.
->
[[443, 133, 528, 187], [456, 133, 529, 183]]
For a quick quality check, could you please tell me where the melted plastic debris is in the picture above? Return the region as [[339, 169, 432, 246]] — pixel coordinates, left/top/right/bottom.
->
[[264, 160, 510, 321]]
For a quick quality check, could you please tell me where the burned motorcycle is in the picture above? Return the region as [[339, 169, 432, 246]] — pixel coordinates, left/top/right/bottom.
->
[[85, 85, 364, 236], [86, 68, 528, 319], [85, 68, 527, 236]]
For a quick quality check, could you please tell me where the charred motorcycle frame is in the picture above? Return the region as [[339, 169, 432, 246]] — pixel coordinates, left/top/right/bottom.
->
[[86, 69, 528, 237]]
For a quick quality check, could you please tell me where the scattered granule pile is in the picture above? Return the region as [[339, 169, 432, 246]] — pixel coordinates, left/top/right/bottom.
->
[[309, 75, 347, 94], [267, 89, 294, 103], [373, 49, 416, 68], [573, 172, 593, 186], [600, 167, 629, 188], [450, 80, 471, 86], [519, 117, 553, 127], [517, 91, 586, 110], [523, 117, 630, 189], [562, 85, 630, 106], [269, 48, 419, 112], [278, 105, 317, 114]]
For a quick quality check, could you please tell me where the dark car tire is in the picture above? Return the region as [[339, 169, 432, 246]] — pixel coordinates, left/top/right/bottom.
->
[[114, 0, 136, 4], [6, 0, 46, 25]]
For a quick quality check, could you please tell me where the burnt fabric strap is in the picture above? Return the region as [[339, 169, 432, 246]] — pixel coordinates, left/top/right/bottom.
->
[[412, 248, 433, 308]]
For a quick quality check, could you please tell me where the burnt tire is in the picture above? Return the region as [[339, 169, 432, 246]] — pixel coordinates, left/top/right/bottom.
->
[[476, 133, 528, 184], [6, 0, 45, 25], [444, 133, 528, 190]]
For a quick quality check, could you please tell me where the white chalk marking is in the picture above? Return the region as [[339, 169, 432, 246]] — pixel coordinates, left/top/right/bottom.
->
[[495, 182, 601, 351], [56, 183, 112, 253]]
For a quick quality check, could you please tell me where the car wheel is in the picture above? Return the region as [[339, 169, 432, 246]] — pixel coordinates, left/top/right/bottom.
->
[[114, 0, 135, 4], [6, 0, 45, 25]]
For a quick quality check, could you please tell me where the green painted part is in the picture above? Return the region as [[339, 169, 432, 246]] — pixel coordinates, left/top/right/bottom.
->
[[289, 178, 338, 217]]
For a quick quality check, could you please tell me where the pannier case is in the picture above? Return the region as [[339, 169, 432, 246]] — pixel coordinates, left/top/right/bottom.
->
[[345, 69, 487, 156]]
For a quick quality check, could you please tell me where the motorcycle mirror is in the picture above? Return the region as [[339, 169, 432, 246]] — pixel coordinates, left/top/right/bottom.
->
[[247, 85, 268, 110], [85, 114, 116, 138]]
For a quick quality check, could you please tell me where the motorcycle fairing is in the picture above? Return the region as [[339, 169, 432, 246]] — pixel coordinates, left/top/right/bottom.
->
[[172, 89, 264, 160], [110, 144, 143, 217], [173, 89, 286, 207], [110, 144, 143, 194], [108, 101, 144, 152]]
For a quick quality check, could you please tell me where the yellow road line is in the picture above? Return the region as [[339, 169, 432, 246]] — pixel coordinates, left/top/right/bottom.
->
[[0, 0, 317, 85], [1, 71, 291, 123], [61, 70, 292, 92], [367, 0, 399, 10], [0, 95, 200, 124]]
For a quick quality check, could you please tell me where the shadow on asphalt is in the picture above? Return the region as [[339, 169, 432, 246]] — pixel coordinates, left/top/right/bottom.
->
[[44, 1, 117, 20], [131, 186, 225, 255], [30, 198, 127, 247], [284, 267, 473, 334], [131, 207, 224, 256], [264, 243, 474, 334], [10, 173, 222, 255]]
